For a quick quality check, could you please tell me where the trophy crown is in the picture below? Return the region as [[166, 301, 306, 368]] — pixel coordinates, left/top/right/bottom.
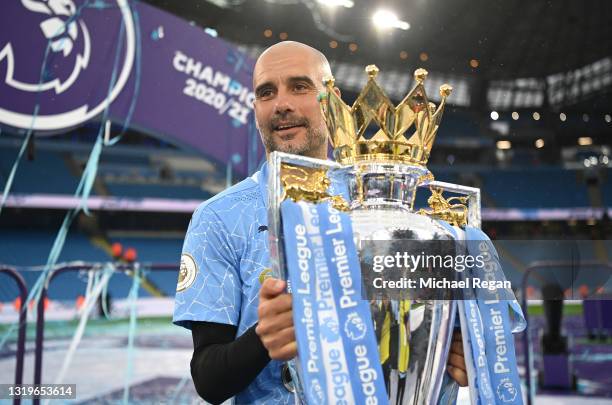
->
[[321, 66, 452, 166]]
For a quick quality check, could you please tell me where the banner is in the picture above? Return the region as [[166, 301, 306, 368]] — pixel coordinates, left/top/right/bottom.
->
[[0, 0, 262, 174], [282, 199, 388, 405], [440, 222, 526, 405], [466, 227, 526, 405]]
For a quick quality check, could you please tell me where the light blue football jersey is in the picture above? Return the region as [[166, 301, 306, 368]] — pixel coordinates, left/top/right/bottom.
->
[[173, 161, 292, 404]]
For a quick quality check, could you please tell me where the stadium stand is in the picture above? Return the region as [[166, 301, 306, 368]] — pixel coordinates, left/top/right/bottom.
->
[[0, 147, 78, 194]]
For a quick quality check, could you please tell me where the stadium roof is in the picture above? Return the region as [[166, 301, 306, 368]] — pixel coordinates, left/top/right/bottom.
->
[[144, 0, 612, 110], [144, 0, 610, 77]]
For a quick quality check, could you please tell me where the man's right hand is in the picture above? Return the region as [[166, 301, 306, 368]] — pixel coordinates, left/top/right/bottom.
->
[[255, 277, 297, 361]]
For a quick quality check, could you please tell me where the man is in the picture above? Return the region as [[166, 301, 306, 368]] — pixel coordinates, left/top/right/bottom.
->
[[173, 41, 467, 404]]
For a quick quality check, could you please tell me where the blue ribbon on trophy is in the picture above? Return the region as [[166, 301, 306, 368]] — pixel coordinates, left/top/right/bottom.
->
[[440, 222, 526, 405], [282, 198, 388, 405], [466, 226, 526, 405]]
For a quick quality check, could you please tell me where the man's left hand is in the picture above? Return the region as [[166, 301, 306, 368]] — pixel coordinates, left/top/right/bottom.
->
[[447, 330, 468, 386]]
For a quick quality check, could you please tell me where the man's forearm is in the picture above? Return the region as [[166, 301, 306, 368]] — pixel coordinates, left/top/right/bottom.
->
[[191, 321, 271, 404]]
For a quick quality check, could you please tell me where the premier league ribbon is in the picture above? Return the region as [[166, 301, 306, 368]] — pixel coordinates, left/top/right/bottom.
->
[[466, 226, 526, 405], [282, 199, 388, 405], [439, 222, 526, 405]]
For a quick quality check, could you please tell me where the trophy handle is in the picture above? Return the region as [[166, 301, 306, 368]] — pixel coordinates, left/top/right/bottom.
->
[[267, 151, 344, 281]]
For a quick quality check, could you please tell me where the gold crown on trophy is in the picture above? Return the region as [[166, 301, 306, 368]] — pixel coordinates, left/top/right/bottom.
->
[[320, 65, 452, 166]]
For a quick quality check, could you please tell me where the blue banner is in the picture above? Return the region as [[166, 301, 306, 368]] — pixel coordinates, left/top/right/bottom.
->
[[437, 222, 526, 405], [461, 299, 495, 405], [466, 227, 526, 405], [282, 201, 327, 404], [0, 1, 261, 175], [281, 199, 388, 405]]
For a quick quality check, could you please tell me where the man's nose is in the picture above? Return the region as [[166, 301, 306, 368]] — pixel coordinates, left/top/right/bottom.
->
[[273, 91, 295, 115]]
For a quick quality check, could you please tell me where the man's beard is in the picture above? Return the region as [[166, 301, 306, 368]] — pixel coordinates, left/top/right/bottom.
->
[[261, 115, 327, 157]]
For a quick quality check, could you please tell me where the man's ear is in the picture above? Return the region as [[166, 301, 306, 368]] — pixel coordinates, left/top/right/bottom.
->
[[333, 86, 341, 97]]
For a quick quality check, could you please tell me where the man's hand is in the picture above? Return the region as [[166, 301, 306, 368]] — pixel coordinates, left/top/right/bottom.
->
[[257, 278, 468, 384], [255, 278, 296, 361], [447, 330, 468, 386]]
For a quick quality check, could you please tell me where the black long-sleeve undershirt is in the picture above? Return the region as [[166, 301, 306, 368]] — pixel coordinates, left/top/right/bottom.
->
[[190, 321, 271, 404]]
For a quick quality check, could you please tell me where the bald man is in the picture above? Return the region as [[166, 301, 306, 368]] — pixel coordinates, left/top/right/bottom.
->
[[173, 41, 466, 405]]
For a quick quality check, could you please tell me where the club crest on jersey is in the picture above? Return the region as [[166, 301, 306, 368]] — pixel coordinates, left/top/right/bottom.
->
[[177, 253, 198, 292]]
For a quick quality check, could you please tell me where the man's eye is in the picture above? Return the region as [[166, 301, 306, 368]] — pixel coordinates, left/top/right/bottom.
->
[[258, 89, 273, 98], [294, 83, 309, 91]]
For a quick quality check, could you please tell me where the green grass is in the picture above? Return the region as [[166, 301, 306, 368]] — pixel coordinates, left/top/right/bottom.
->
[[526, 303, 583, 316]]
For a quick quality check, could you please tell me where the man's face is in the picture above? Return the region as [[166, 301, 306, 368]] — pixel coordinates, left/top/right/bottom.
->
[[253, 47, 328, 159]]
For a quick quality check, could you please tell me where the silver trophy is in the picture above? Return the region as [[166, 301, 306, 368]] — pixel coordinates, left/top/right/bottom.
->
[[268, 66, 482, 404]]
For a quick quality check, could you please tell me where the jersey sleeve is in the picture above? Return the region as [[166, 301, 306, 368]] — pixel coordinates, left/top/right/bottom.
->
[[173, 203, 242, 329]]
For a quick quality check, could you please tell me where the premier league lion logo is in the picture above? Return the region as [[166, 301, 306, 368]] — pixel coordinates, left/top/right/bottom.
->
[[0, 0, 91, 94], [344, 311, 367, 341], [0, 0, 135, 131]]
